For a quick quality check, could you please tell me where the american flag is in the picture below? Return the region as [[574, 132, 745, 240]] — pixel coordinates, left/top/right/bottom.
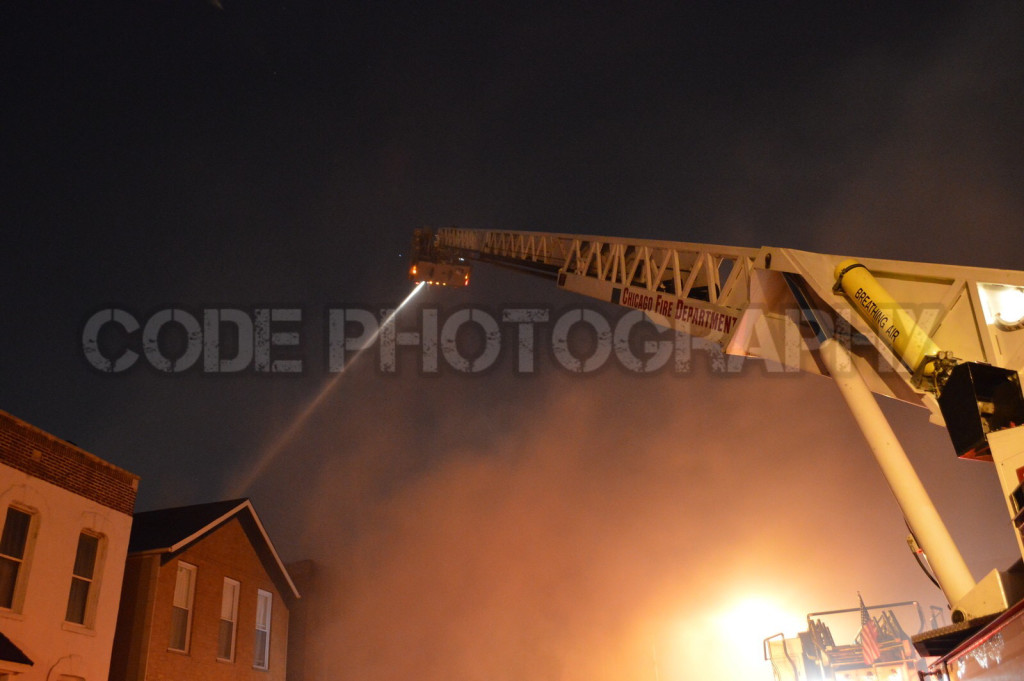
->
[[859, 593, 881, 665]]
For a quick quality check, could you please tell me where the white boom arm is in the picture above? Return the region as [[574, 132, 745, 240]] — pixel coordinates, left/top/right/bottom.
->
[[414, 227, 1024, 619], [431, 227, 1024, 407]]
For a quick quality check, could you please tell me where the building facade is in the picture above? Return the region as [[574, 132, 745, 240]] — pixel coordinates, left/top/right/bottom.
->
[[0, 409, 139, 680], [110, 499, 299, 681]]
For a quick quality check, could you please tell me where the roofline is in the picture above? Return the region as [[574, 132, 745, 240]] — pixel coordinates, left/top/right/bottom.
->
[[135, 499, 300, 600], [0, 409, 139, 483]]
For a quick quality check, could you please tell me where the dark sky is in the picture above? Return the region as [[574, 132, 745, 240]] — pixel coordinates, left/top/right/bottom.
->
[[3, 3, 1024, 679]]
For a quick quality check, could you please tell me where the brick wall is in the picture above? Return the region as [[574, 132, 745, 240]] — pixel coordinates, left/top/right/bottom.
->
[[110, 554, 161, 681], [127, 517, 291, 681], [0, 410, 138, 515]]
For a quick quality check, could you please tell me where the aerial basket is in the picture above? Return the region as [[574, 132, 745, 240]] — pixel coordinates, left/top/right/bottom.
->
[[408, 228, 471, 287]]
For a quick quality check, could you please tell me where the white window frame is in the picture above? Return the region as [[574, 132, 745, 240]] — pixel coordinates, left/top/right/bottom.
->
[[253, 589, 272, 670], [64, 530, 103, 627], [169, 562, 197, 652], [0, 506, 36, 614], [217, 577, 240, 661]]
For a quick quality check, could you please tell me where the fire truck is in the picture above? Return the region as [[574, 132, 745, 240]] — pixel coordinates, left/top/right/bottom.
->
[[408, 227, 1024, 680]]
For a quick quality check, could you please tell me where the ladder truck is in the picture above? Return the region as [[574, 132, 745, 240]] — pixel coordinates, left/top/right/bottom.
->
[[408, 227, 1024, 680]]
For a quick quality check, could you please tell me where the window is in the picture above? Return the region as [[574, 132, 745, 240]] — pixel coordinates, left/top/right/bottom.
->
[[217, 578, 240, 661], [253, 589, 272, 669], [0, 507, 32, 610], [169, 562, 196, 652], [65, 532, 100, 625]]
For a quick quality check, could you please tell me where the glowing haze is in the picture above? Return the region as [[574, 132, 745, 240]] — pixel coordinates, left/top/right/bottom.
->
[[237, 279, 1017, 681]]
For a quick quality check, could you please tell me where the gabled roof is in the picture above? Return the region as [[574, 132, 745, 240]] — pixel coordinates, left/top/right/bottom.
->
[[129, 498, 299, 600]]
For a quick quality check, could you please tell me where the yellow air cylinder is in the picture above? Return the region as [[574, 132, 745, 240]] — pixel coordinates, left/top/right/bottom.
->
[[834, 259, 940, 375]]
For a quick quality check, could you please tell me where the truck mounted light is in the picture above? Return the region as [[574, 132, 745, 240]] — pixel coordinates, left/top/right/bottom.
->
[[979, 283, 1024, 330]]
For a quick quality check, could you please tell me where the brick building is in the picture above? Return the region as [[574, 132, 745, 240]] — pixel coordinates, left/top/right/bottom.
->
[[110, 499, 299, 681], [0, 409, 139, 680]]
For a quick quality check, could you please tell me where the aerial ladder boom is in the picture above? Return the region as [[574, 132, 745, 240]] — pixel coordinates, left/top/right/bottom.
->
[[410, 226, 1024, 632]]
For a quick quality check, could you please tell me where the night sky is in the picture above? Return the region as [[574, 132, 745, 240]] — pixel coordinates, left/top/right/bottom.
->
[[3, 3, 1024, 680]]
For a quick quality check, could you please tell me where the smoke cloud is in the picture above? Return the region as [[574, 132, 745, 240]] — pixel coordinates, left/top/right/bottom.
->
[[239, 325, 1017, 681]]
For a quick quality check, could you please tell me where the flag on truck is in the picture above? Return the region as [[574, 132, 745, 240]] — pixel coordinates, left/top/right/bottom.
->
[[859, 593, 881, 665]]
